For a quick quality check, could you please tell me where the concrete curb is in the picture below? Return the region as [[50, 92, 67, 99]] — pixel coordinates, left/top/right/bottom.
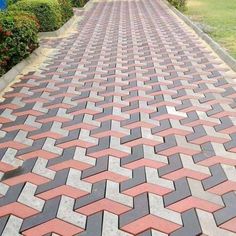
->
[[161, 0, 236, 72], [0, 1, 93, 92]]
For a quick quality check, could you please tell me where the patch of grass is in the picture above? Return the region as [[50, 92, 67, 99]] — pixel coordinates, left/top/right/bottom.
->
[[185, 0, 236, 59]]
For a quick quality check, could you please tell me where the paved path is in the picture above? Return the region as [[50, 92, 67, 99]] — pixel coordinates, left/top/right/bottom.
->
[[1, 0, 236, 235]]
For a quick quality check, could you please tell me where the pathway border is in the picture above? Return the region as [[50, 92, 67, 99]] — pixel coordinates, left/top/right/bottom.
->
[[162, 0, 236, 72]]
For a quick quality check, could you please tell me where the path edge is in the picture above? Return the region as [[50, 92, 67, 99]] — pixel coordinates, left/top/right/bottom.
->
[[161, 0, 236, 72]]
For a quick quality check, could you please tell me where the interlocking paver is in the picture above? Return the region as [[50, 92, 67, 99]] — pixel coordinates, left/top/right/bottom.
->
[[1, 0, 236, 234]]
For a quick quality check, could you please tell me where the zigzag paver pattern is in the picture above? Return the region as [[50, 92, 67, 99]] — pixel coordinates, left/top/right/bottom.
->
[[1, 0, 236, 235]]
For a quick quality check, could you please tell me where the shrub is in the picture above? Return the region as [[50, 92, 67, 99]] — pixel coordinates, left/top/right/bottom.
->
[[0, 11, 39, 76], [168, 0, 186, 10], [7, 0, 17, 6], [9, 0, 63, 31], [71, 0, 87, 8], [58, 0, 73, 22]]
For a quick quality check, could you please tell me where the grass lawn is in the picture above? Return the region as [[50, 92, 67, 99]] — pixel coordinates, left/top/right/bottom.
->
[[185, 0, 236, 59]]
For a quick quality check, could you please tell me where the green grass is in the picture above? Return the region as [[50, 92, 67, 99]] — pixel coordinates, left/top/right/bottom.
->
[[185, 0, 236, 59]]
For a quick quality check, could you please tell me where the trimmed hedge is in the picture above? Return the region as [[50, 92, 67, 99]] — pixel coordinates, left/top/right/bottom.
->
[[71, 0, 87, 8], [168, 0, 186, 10], [7, 0, 17, 5], [0, 0, 74, 77], [9, 0, 63, 32], [58, 0, 73, 22], [0, 11, 39, 77]]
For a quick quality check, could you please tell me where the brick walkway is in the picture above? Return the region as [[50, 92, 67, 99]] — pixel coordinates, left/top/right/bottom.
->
[[1, 0, 236, 235]]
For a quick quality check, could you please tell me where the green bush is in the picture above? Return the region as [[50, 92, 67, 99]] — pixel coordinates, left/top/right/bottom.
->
[[7, 0, 17, 6], [71, 0, 87, 8], [9, 0, 63, 31], [58, 0, 73, 22], [168, 0, 186, 10], [0, 11, 39, 76]]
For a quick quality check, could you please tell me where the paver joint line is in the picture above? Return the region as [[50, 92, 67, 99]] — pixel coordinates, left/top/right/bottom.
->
[[1, 0, 236, 235]]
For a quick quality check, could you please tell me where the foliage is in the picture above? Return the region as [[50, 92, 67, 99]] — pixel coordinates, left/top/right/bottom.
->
[[9, 0, 63, 31], [168, 0, 186, 10], [7, 0, 17, 6], [71, 0, 87, 8], [58, 0, 74, 22], [0, 0, 74, 76], [0, 11, 39, 76]]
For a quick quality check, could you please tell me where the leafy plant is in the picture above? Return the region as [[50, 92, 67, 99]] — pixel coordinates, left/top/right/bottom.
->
[[0, 11, 39, 76], [168, 0, 186, 10], [71, 0, 87, 8], [9, 0, 63, 31], [7, 0, 17, 6], [58, 0, 73, 23]]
